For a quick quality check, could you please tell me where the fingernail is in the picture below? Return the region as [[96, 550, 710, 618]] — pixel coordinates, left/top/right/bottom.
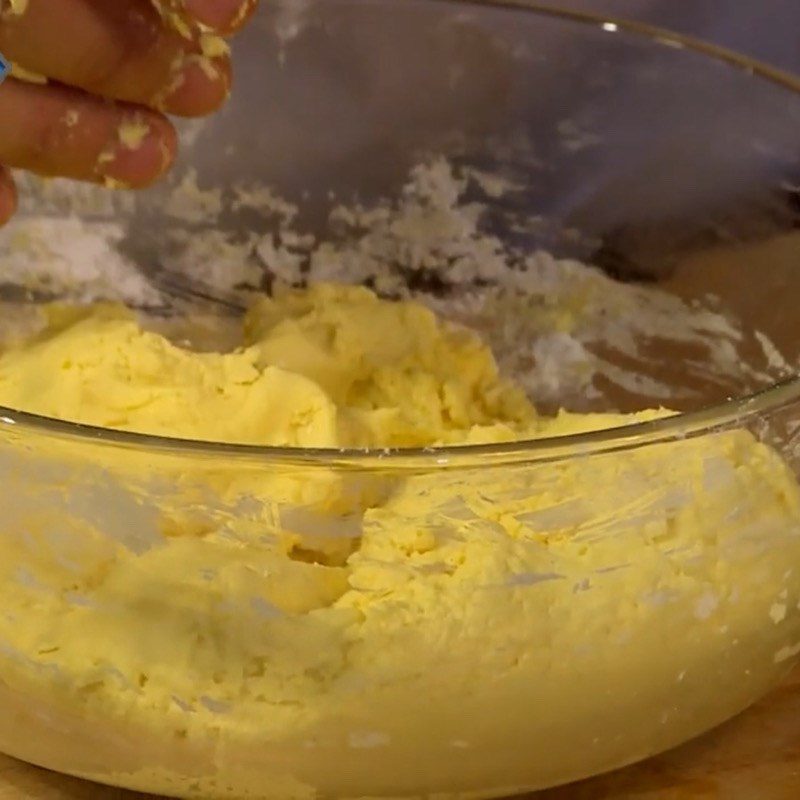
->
[[96, 115, 175, 189], [182, 0, 250, 32]]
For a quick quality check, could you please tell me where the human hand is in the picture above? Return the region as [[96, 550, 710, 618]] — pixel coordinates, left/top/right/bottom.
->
[[0, 0, 258, 224]]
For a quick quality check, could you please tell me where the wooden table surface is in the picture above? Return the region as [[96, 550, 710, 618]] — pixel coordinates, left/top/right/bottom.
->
[[0, 667, 798, 800]]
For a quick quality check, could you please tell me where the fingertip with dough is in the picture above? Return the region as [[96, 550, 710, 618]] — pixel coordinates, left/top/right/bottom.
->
[[95, 112, 178, 189], [155, 50, 232, 117]]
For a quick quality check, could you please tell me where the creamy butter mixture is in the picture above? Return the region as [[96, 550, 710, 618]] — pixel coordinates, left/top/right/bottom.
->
[[0, 284, 798, 799]]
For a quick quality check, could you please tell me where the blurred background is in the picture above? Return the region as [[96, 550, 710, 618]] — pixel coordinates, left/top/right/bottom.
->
[[554, 0, 800, 73]]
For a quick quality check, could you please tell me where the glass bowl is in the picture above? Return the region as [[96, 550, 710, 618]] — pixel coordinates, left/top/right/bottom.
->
[[0, 1, 800, 797]]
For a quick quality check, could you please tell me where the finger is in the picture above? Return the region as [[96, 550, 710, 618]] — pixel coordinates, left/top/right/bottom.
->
[[0, 79, 177, 188], [0, 0, 231, 117], [164, 0, 259, 35], [0, 166, 16, 226]]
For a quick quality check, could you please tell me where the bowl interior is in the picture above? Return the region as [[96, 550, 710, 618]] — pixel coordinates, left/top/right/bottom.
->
[[2, 0, 800, 426]]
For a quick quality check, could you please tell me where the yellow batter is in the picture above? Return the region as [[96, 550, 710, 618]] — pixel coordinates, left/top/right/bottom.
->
[[0, 284, 797, 799]]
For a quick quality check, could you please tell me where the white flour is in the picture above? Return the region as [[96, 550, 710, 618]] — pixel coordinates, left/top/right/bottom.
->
[[0, 157, 791, 412]]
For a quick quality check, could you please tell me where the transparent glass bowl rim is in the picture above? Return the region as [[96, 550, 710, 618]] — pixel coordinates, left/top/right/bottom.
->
[[3, 0, 800, 469]]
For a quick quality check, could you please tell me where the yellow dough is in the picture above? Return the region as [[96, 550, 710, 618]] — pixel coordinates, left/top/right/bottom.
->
[[0, 283, 798, 798], [0, 284, 535, 449]]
